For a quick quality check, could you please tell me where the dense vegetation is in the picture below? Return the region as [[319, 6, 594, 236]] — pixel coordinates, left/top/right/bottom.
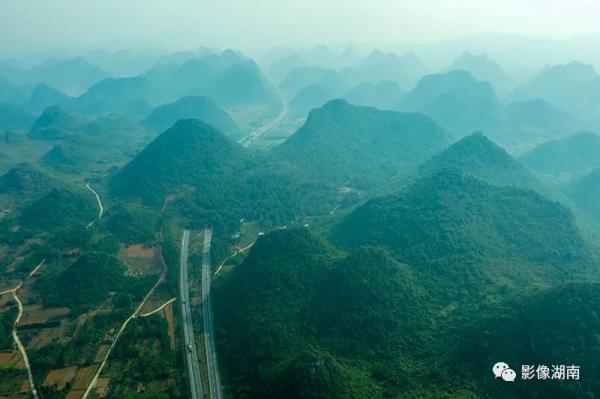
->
[[274, 99, 450, 189], [214, 229, 441, 398], [414, 132, 542, 190], [333, 170, 592, 304], [20, 186, 97, 230], [36, 252, 146, 310], [458, 283, 600, 398], [1, 39, 600, 399], [0, 162, 56, 200], [111, 119, 336, 234], [104, 314, 186, 398], [0, 306, 17, 350]]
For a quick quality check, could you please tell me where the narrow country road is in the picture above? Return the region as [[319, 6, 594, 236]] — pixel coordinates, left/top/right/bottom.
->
[[180, 229, 205, 399], [214, 242, 254, 275], [238, 94, 288, 147], [0, 259, 45, 399], [85, 182, 104, 229], [201, 228, 222, 399], [12, 291, 38, 399], [139, 297, 176, 318], [82, 264, 166, 399]]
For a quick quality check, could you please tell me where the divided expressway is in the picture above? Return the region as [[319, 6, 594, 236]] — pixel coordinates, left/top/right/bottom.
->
[[180, 228, 222, 399], [201, 228, 222, 399], [179, 229, 205, 399]]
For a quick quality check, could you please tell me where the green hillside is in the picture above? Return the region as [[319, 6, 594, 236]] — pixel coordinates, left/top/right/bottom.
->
[[40, 143, 87, 172], [72, 76, 153, 116], [420, 79, 503, 136], [143, 95, 239, 136], [289, 84, 336, 116], [0, 102, 34, 130], [274, 99, 450, 190], [343, 80, 403, 110], [202, 60, 281, 109], [26, 83, 70, 113], [570, 168, 600, 220], [279, 66, 337, 98], [415, 132, 541, 190], [37, 252, 127, 307], [332, 170, 590, 303], [519, 131, 600, 177], [0, 162, 56, 201], [20, 186, 97, 230], [111, 119, 334, 229], [505, 98, 581, 141], [511, 61, 600, 127], [448, 51, 514, 95], [397, 70, 481, 111], [458, 282, 600, 398], [214, 228, 437, 399], [28, 105, 82, 140]]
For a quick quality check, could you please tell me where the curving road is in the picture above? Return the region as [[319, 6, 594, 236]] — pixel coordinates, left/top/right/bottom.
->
[[85, 183, 104, 229], [201, 228, 222, 399], [180, 229, 205, 399], [1, 259, 45, 399], [238, 95, 288, 148], [82, 262, 166, 399]]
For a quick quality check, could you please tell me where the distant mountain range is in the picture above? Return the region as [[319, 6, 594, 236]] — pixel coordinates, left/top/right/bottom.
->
[[446, 51, 515, 96], [569, 168, 600, 221], [519, 131, 600, 177], [143, 95, 239, 136], [396, 69, 584, 149], [5, 51, 283, 118], [279, 50, 429, 115], [511, 61, 600, 128], [0, 57, 108, 95], [26, 83, 71, 113]]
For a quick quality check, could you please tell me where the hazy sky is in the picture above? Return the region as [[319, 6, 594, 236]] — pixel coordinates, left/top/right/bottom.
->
[[1, 0, 600, 54]]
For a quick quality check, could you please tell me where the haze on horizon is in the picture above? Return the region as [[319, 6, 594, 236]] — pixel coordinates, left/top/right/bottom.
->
[[2, 0, 600, 56]]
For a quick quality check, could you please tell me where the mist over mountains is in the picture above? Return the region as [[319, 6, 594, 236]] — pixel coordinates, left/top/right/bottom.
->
[[1, 25, 600, 399]]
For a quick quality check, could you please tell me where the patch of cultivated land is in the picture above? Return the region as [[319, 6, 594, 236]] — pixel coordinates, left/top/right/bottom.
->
[[0, 350, 25, 368], [20, 305, 70, 325], [164, 302, 175, 349], [119, 244, 163, 277], [42, 365, 78, 391]]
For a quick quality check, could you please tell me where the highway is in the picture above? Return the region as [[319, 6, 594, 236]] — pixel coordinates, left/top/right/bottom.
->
[[201, 228, 222, 399], [238, 94, 289, 147], [180, 229, 205, 399], [85, 183, 104, 229]]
